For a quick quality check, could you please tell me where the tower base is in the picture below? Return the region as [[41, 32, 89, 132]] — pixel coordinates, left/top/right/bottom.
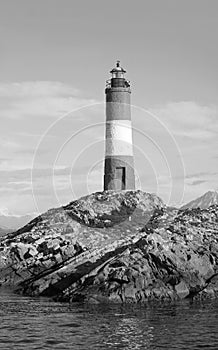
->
[[104, 155, 135, 191]]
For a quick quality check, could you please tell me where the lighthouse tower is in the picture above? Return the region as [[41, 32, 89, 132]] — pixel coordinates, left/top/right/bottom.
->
[[104, 61, 135, 191]]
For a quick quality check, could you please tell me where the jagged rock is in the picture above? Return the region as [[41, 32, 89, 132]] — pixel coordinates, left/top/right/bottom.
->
[[0, 190, 218, 303], [175, 281, 189, 299]]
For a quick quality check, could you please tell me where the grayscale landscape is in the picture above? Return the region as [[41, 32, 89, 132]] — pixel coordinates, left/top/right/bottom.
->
[[0, 1, 218, 349]]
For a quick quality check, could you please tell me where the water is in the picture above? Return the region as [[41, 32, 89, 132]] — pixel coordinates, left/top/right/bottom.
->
[[0, 288, 217, 349]]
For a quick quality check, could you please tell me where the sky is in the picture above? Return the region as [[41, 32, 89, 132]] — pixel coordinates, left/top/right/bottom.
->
[[0, 0, 218, 216]]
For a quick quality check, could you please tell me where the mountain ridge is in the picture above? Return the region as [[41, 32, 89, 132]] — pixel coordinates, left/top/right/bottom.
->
[[0, 214, 34, 230], [181, 190, 218, 209]]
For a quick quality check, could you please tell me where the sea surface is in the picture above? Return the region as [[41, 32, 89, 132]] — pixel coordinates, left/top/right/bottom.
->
[[0, 288, 217, 350]]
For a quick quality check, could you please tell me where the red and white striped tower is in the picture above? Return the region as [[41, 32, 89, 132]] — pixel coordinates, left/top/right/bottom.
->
[[104, 61, 135, 191]]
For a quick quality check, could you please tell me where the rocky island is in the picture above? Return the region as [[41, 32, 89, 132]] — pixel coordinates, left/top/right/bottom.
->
[[0, 190, 217, 304]]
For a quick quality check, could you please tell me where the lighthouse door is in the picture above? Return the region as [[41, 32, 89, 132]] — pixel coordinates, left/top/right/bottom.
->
[[115, 167, 126, 190]]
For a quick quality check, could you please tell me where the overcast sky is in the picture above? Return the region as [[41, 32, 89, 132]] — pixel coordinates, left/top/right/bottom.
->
[[0, 0, 218, 215]]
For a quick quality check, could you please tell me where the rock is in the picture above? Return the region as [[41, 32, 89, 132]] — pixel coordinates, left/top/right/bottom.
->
[[0, 190, 218, 303], [175, 281, 189, 299]]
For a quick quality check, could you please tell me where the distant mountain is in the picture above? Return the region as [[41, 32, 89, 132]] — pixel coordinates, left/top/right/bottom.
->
[[0, 225, 13, 236], [181, 191, 218, 210], [0, 214, 33, 230]]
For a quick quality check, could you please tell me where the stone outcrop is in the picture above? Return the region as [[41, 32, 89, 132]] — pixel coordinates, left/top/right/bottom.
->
[[0, 190, 218, 304]]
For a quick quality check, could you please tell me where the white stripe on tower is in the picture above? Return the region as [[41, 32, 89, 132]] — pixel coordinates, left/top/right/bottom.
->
[[105, 120, 133, 156]]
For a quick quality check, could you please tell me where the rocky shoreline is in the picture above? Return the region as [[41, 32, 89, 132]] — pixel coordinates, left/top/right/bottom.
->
[[0, 190, 218, 303]]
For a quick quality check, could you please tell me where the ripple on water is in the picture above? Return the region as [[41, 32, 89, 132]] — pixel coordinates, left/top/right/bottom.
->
[[0, 288, 217, 349]]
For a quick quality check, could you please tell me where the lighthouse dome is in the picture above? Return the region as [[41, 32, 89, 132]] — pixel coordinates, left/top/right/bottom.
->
[[110, 60, 126, 74]]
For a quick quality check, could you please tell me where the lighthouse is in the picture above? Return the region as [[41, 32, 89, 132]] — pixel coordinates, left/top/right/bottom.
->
[[104, 61, 135, 191]]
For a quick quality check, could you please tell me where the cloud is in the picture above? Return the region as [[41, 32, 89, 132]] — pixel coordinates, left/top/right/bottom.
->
[[0, 81, 97, 120], [189, 179, 207, 186], [0, 81, 100, 174], [0, 81, 79, 98], [0, 165, 97, 194], [150, 101, 218, 139], [132, 101, 218, 206], [184, 171, 218, 179], [0, 166, 82, 183]]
